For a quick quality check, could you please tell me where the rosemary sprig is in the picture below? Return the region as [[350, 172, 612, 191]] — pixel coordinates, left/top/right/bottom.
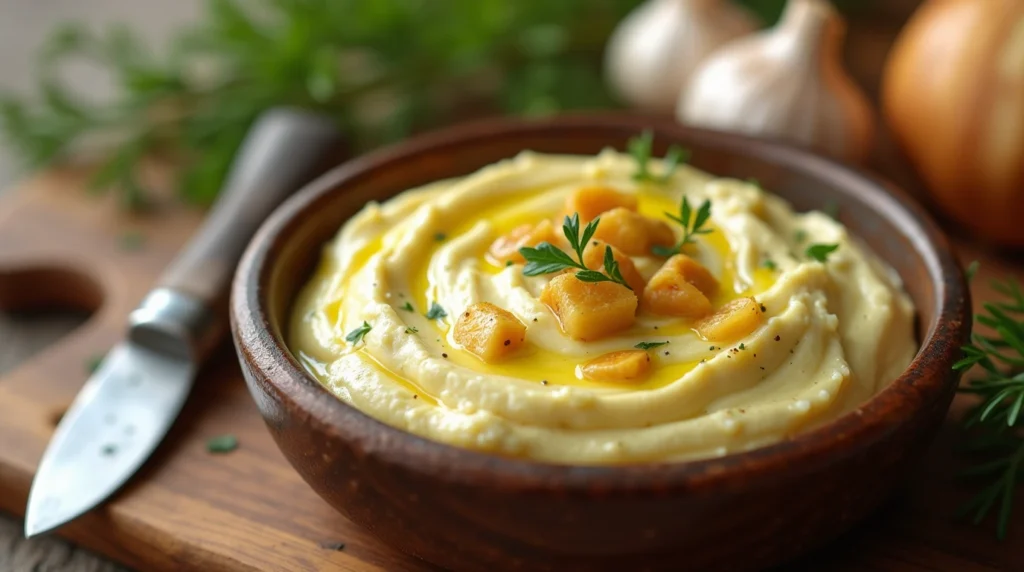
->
[[652, 196, 712, 257], [519, 213, 632, 290], [628, 130, 690, 184], [954, 276, 1024, 540]]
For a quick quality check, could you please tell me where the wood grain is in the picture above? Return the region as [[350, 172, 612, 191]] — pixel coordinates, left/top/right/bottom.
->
[[0, 145, 1022, 572]]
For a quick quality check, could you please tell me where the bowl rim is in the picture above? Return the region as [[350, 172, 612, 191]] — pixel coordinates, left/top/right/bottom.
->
[[231, 113, 970, 493]]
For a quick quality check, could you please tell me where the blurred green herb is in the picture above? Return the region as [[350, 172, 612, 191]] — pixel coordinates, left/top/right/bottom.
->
[[206, 434, 238, 454], [118, 230, 146, 251], [628, 130, 689, 184], [805, 243, 839, 263], [425, 302, 447, 320], [0, 0, 642, 209], [953, 277, 1024, 540]]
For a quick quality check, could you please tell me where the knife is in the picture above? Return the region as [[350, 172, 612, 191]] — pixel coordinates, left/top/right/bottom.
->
[[24, 108, 343, 537]]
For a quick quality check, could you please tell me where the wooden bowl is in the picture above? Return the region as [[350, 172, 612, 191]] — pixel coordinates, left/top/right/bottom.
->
[[230, 115, 970, 571]]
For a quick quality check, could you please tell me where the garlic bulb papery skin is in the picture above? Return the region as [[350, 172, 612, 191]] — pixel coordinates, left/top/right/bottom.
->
[[605, 0, 758, 113], [677, 0, 875, 163]]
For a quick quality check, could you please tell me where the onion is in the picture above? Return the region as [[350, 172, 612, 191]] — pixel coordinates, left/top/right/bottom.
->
[[882, 0, 1024, 247]]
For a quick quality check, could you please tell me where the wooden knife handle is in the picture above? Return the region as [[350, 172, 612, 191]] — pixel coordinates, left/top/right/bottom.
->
[[156, 108, 343, 305]]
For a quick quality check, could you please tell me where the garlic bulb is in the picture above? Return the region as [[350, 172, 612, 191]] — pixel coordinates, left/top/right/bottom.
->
[[677, 0, 875, 163], [604, 0, 758, 113]]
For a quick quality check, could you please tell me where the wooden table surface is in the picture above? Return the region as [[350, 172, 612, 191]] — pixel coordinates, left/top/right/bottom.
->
[[0, 2, 197, 569]]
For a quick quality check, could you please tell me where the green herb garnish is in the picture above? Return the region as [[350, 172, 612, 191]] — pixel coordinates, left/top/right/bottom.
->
[[805, 243, 839, 263], [966, 260, 980, 282], [85, 353, 105, 374], [404, 326, 418, 334], [118, 231, 145, 251], [345, 321, 372, 345], [519, 213, 632, 291], [652, 196, 713, 257], [628, 130, 689, 184], [794, 229, 808, 243], [434, 232, 446, 241], [635, 341, 669, 350], [425, 302, 447, 320], [206, 434, 238, 454], [763, 259, 778, 271], [400, 302, 415, 312], [953, 276, 1024, 539]]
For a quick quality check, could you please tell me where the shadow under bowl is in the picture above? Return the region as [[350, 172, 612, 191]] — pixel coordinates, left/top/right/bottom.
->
[[230, 114, 970, 572]]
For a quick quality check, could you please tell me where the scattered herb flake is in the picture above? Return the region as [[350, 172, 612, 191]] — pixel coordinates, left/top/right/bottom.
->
[[505, 260, 514, 267], [400, 302, 415, 312], [805, 243, 839, 263], [425, 302, 447, 320], [966, 260, 980, 282], [118, 230, 145, 251], [635, 341, 670, 350], [85, 353, 105, 374], [738, 343, 745, 350], [746, 177, 761, 188], [345, 321, 372, 345], [206, 434, 238, 454], [434, 232, 446, 241], [794, 229, 808, 243], [404, 326, 418, 334], [762, 259, 777, 271]]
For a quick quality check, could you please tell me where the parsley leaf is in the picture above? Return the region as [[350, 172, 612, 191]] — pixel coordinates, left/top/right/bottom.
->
[[519, 213, 632, 290], [345, 321, 372, 345], [763, 258, 777, 271], [425, 302, 447, 320], [652, 196, 713, 257], [404, 326, 418, 334], [805, 243, 839, 263], [635, 341, 669, 350], [628, 130, 689, 184], [400, 301, 415, 312]]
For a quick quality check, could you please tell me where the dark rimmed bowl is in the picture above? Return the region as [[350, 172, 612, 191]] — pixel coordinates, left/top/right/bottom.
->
[[230, 114, 970, 571]]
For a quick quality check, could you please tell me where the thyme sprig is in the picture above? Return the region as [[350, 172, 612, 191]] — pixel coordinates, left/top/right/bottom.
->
[[519, 213, 632, 291], [954, 276, 1024, 539]]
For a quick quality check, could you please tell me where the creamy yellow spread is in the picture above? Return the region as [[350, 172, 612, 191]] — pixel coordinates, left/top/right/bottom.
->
[[289, 150, 916, 464]]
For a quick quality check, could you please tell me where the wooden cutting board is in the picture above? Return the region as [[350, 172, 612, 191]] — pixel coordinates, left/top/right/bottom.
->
[[0, 166, 1022, 572]]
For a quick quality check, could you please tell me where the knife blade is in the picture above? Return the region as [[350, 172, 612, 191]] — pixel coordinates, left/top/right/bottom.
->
[[25, 108, 343, 537]]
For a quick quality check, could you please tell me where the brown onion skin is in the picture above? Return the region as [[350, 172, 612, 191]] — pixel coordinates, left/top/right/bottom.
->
[[882, 0, 1024, 248]]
